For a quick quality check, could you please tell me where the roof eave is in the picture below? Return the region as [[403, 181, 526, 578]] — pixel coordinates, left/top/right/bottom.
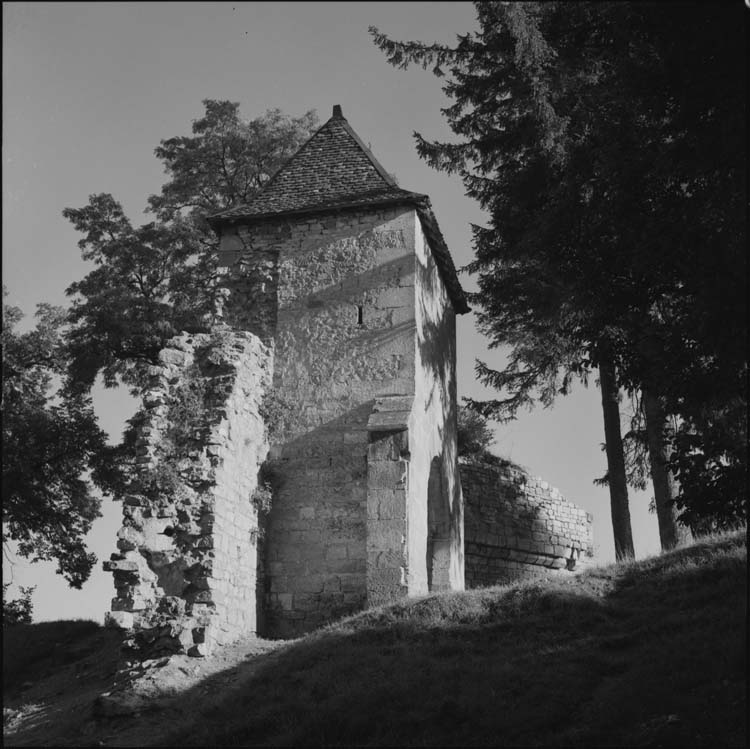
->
[[413, 199, 471, 315], [206, 195, 470, 316], [206, 190, 427, 231]]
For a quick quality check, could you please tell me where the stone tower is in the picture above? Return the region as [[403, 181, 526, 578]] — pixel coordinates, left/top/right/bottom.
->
[[104, 105, 470, 650], [208, 105, 470, 637]]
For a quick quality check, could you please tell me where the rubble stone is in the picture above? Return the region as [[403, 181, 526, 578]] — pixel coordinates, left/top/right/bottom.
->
[[105, 331, 271, 657]]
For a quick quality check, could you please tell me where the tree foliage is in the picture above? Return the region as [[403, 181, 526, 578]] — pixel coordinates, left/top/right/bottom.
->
[[64, 101, 318, 393], [2, 291, 120, 587], [371, 2, 746, 527], [148, 101, 318, 228], [2, 583, 35, 626], [5, 103, 319, 586], [63, 197, 201, 391], [456, 403, 495, 462]]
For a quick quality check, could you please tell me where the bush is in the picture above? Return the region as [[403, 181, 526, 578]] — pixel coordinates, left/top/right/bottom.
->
[[457, 405, 495, 461], [2, 583, 35, 626]]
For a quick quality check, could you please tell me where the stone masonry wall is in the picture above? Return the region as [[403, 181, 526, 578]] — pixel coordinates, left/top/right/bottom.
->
[[104, 330, 271, 657], [460, 462, 594, 588], [409, 215, 463, 596], [366, 428, 410, 607], [219, 205, 419, 638]]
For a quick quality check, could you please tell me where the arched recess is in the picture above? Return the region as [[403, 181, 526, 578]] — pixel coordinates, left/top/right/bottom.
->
[[426, 456, 451, 592]]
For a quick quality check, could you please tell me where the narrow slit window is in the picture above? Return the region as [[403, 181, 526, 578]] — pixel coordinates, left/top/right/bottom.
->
[[356, 305, 364, 325]]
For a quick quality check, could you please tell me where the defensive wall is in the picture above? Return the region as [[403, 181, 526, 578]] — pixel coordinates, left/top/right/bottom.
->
[[105, 330, 271, 655], [460, 461, 594, 587]]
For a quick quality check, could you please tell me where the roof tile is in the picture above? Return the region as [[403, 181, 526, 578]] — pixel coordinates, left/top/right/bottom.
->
[[208, 106, 469, 314]]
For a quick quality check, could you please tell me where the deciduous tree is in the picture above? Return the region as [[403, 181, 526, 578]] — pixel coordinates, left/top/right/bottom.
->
[[64, 101, 318, 393], [6, 102, 319, 585], [2, 292, 120, 586]]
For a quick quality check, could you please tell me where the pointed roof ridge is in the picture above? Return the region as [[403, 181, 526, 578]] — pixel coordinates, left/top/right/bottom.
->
[[207, 106, 470, 315], [333, 105, 397, 188], [210, 105, 405, 223], [245, 105, 346, 199], [250, 104, 396, 204]]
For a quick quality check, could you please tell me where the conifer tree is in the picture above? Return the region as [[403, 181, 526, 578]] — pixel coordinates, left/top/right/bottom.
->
[[371, 1, 746, 550]]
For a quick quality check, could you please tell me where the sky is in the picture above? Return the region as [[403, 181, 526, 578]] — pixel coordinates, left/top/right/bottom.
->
[[3, 2, 662, 624]]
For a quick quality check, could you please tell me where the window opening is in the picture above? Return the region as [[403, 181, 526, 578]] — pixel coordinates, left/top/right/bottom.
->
[[356, 305, 364, 325]]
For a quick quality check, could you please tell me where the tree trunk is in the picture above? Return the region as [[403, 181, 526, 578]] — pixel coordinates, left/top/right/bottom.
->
[[642, 389, 692, 551], [598, 357, 635, 560]]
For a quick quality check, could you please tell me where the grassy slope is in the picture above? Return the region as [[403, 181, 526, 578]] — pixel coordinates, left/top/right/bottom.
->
[[164, 531, 747, 747], [4, 618, 125, 747], [3, 619, 118, 691]]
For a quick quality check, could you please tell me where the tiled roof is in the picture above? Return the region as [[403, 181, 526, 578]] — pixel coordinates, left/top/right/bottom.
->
[[211, 186, 430, 224], [210, 105, 398, 220], [208, 106, 469, 314]]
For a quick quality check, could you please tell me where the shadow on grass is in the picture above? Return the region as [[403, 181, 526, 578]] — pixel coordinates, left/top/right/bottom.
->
[[3, 619, 122, 696], [3, 620, 125, 748], [5, 533, 745, 747], [159, 534, 746, 747]]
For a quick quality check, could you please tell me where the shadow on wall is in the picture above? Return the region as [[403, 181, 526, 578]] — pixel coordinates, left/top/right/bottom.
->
[[283, 253, 414, 308], [273, 245, 419, 402], [427, 456, 451, 592], [274, 318, 417, 395], [259, 401, 375, 638], [416, 242, 463, 590], [220, 242, 280, 345], [461, 461, 595, 588]]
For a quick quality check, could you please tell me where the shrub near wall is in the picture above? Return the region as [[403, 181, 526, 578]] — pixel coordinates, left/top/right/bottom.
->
[[460, 461, 594, 588]]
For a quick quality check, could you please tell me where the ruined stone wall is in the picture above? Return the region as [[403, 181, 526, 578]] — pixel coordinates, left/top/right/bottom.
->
[[105, 330, 271, 656], [460, 462, 594, 588], [221, 205, 418, 637]]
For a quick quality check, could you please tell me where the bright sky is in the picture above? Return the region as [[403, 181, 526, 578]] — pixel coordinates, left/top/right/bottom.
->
[[2, 2, 660, 624]]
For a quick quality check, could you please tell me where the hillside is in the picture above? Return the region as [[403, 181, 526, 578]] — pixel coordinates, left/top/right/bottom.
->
[[4, 530, 746, 747]]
